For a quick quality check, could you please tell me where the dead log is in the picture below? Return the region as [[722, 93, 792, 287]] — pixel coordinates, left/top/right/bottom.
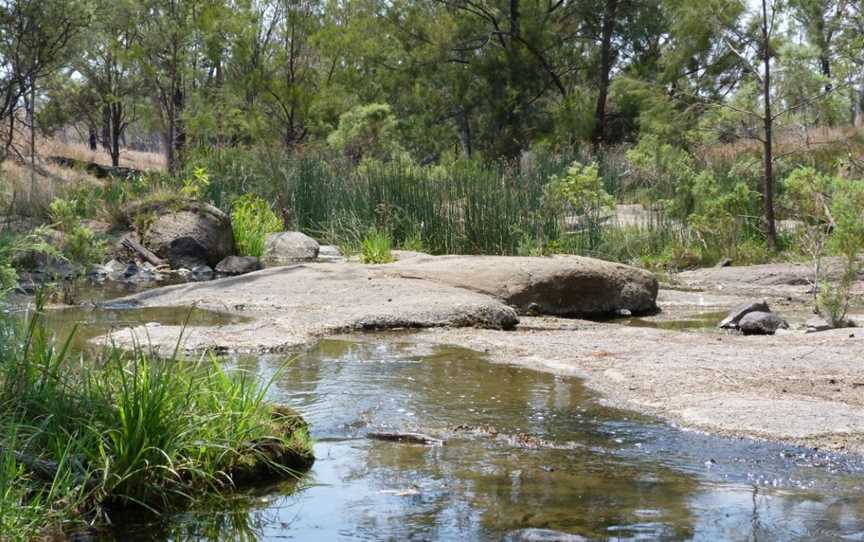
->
[[121, 237, 165, 267], [366, 431, 445, 446]]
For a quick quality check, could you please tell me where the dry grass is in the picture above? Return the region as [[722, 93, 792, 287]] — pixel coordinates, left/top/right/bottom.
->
[[39, 138, 166, 172], [0, 159, 101, 218], [701, 125, 864, 170]]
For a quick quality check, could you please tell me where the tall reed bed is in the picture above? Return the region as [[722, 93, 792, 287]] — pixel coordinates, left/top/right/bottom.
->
[[0, 299, 312, 540], [197, 147, 587, 255]]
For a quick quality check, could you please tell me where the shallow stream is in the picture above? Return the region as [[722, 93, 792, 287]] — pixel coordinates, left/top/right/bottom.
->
[[9, 299, 864, 541], [100, 335, 864, 541]]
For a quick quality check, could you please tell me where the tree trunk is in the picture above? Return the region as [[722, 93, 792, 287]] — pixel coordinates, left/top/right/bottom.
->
[[456, 107, 472, 160], [591, 0, 620, 151], [761, 0, 777, 251], [109, 102, 122, 167]]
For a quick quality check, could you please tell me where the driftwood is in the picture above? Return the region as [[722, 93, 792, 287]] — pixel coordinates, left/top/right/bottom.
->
[[121, 237, 165, 267], [366, 431, 445, 446]]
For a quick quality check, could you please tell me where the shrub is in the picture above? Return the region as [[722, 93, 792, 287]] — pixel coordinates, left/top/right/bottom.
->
[[360, 229, 394, 264], [544, 161, 615, 251], [688, 171, 759, 262], [0, 303, 313, 536], [231, 194, 283, 257]]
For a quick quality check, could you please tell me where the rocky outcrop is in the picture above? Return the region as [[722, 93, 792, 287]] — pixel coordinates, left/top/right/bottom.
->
[[129, 200, 235, 269], [100, 263, 519, 354], [215, 255, 262, 276], [383, 255, 658, 317], [262, 232, 319, 266], [738, 311, 789, 335]]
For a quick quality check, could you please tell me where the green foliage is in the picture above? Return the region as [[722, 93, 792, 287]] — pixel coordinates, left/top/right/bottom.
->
[[0, 304, 312, 536], [688, 172, 759, 261], [181, 167, 211, 200], [543, 161, 615, 252], [624, 134, 696, 213], [360, 229, 395, 264], [784, 166, 864, 325], [48, 197, 83, 233], [231, 194, 283, 258], [326, 103, 401, 163], [64, 225, 107, 269]]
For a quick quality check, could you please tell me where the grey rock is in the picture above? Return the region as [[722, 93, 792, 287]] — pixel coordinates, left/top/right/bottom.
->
[[318, 245, 342, 257], [262, 232, 319, 266], [738, 311, 789, 335], [123, 263, 159, 284], [191, 265, 214, 282], [99, 263, 519, 354], [503, 529, 590, 542], [719, 300, 770, 329], [805, 316, 833, 333], [215, 256, 262, 276], [87, 265, 110, 283], [384, 254, 659, 317], [317, 245, 344, 261], [133, 200, 235, 268]]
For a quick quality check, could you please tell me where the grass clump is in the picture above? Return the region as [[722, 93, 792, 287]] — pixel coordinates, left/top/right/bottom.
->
[[360, 229, 395, 264], [231, 194, 283, 258], [0, 300, 313, 539]]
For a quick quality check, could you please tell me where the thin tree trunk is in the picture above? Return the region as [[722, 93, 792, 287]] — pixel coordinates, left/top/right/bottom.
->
[[456, 107, 472, 160], [109, 103, 122, 167], [591, 0, 619, 151], [761, 0, 777, 251]]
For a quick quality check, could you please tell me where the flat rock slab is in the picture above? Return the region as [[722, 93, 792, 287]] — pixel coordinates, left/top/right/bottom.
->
[[670, 393, 864, 440], [99, 263, 518, 354], [408, 318, 864, 452], [383, 255, 658, 316]]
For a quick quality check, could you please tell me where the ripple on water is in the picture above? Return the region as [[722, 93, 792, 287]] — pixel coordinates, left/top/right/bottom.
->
[[96, 337, 864, 541]]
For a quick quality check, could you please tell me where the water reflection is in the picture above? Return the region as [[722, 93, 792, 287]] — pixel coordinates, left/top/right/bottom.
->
[[102, 338, 864, 541]]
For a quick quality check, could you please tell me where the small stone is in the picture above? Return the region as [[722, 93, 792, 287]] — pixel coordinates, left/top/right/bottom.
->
[[318, 245, 343, 261], [191, 265, 214, 281], [215, 255, 262, 276], [805, 316, 833, 333]]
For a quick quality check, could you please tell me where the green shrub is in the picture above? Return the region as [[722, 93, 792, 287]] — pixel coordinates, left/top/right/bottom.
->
[[360, 229, 395, 264], [0, 304, 313, 536], [47, 197, 81, 233], [231, 194, 283, 257]]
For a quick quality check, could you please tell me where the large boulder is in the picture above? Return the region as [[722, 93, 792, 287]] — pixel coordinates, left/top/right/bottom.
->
[[738, 311, 789, 335], [383, 255, 658, 317], [262, 232, 320, 266], [132, 200, 235, 269]]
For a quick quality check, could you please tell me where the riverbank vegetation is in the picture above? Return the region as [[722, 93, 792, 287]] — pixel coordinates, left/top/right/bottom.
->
[[0, 298, 312, 540], [0, 0, 860, 270]]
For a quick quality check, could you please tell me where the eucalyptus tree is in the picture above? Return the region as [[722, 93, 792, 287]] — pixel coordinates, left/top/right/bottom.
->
[[74, 0, 141, 166]]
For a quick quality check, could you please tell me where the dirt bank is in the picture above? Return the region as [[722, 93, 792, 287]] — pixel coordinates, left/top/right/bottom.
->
[[97, 258, 864, 454]]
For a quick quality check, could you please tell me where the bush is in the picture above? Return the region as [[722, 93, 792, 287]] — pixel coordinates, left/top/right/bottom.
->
[[0, 303, 313, 537], [231, 194, 283, 258], [360, 229, 394, 264]]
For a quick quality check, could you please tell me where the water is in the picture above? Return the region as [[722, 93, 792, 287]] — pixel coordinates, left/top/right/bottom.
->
[[98, 338, 864, 542], [3, 301, 246, 353]]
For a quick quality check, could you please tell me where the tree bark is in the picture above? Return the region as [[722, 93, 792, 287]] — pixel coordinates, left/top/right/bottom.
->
[[591, 0, 620, 151], [761, 0, 777, 251]]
